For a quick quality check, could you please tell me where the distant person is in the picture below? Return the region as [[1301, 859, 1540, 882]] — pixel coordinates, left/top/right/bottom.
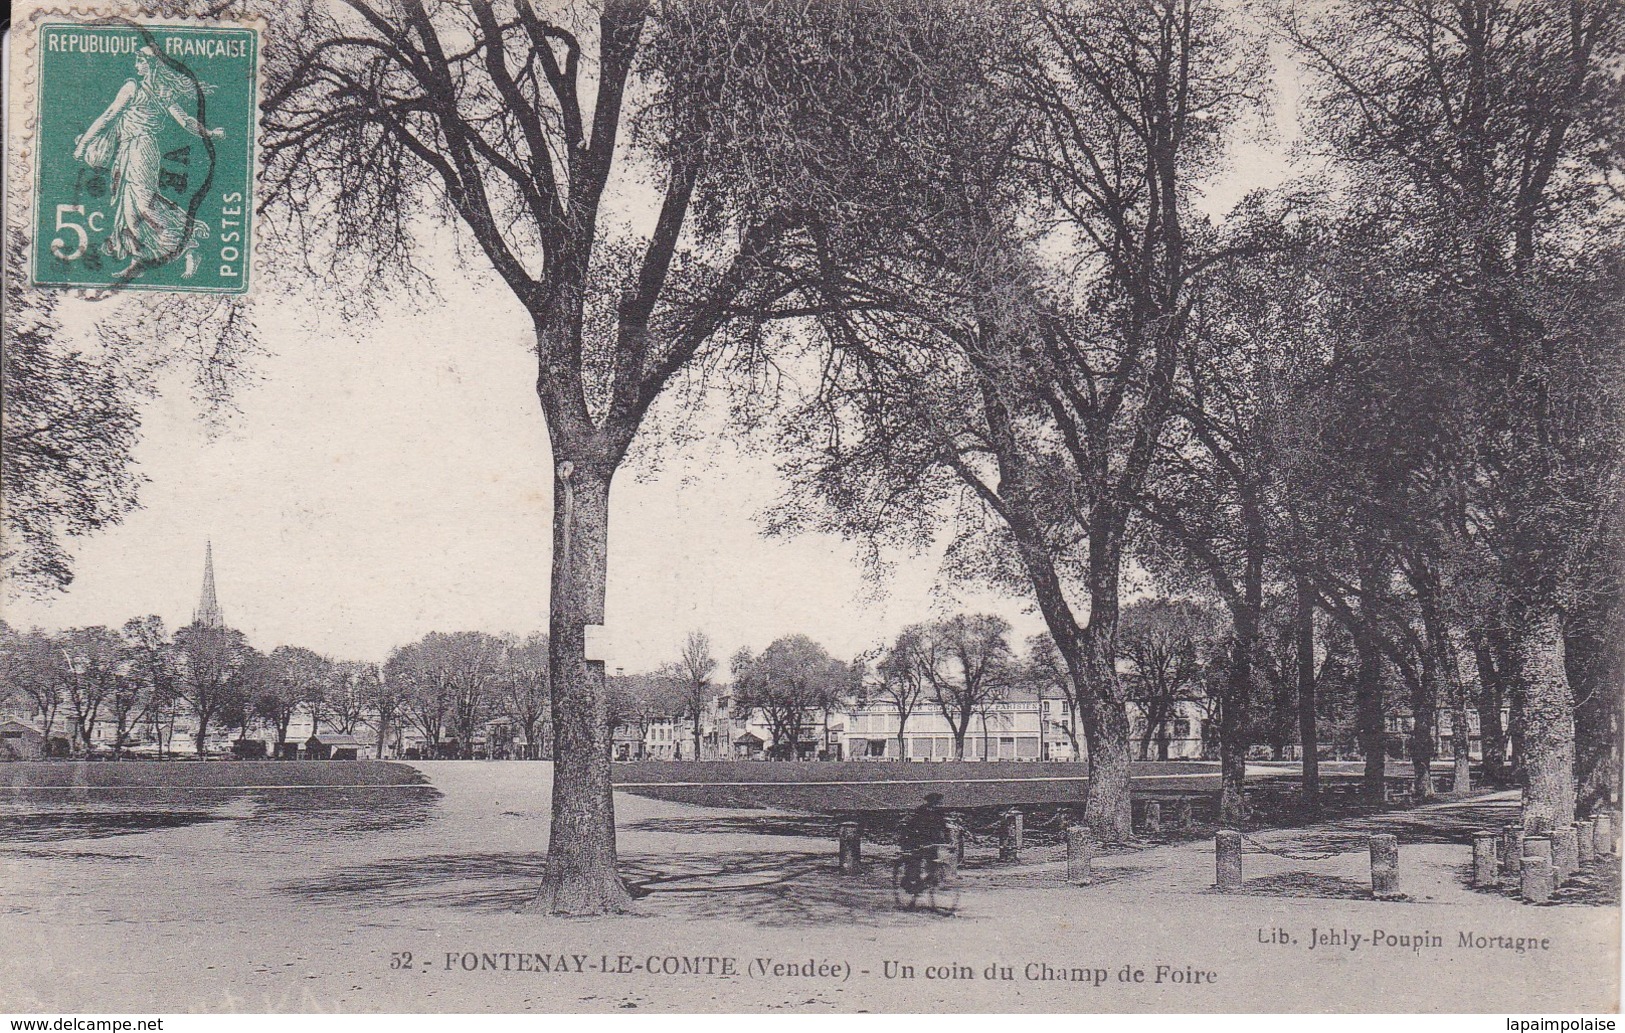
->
[[898, 792, 951, 891]]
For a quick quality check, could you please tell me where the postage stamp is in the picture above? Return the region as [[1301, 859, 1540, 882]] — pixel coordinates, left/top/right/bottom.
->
[[29, 18, 258, 293]]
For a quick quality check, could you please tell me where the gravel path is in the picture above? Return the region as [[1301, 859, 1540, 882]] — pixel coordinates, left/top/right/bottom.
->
[[1, 762, 1616, 1013]]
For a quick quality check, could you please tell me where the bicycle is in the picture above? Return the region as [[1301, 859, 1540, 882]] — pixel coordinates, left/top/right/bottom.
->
[[892, 844, 961, 914]]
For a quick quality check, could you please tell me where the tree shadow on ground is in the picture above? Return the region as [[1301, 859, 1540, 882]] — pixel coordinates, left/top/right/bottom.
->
[[1462, 859, 1621, 907], [1255, 796, 1523, 855], [622, 814, 835, 839], [1204, 872, 1376, 900], [277, 847, 927, 926], [277, 851, 549, 913], [0, 809, 224, 842], [1, 845, 152, 862], [235, 786, 441, 840], [978, 863, 1150, 890], [626, 851, 925, 928]]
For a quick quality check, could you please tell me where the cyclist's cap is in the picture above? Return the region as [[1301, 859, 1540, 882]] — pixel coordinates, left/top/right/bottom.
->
[[924, 792, 944, 805]]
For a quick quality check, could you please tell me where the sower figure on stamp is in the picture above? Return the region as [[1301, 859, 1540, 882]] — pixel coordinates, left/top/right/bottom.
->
[[73, 45, 224, 280], [898, 792, 951, 893]]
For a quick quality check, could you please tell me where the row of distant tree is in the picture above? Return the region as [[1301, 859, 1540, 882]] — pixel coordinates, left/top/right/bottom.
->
[[0, 596, 1502, 767], [0, 619, 555, 759], [736, 601, 1465, 767]]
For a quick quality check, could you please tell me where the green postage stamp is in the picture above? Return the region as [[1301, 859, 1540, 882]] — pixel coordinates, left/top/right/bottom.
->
[[29, 19, 259, 293]]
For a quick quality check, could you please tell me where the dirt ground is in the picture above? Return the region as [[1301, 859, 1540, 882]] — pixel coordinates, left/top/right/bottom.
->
[[0, 761, 1617, 1013]]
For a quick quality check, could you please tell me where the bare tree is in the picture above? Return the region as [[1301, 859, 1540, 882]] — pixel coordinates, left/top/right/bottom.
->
[[260, 0, 943, 912], [122, 616, 177, 759], [872, 628, 931, 761], [0, 627, 66, 748], [414, 632, 505, 758], [1118, 600, 1222, 763], [773, 0, 1264, 837], [104, 635, 150, 760], [257, 645, 333, 748], [365, 665, 410, 760], [669, 631, 716, 760], [919, 615, 1015, 761], [1024, 633, 1080, 761], [499, 633, 550, 760], [385, 641, 452, 757], [59, 627, 126, 753], [329, 662, 379, 735], [731, 636, 851, 761], [172, 622, 257, 756]]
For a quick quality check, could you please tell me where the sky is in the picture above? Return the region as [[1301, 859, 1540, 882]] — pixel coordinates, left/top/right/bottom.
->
[[2, 36, 1307, 673]]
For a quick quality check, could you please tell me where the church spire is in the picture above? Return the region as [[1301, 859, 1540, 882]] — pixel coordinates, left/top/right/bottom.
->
[[195, 540, 224, 628]]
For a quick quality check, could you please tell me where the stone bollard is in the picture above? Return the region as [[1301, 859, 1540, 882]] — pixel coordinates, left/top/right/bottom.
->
[[1523, 834, 1555, 897], [838, 821, 862, 874], [1576, 821, 1595, 865], [1144, 800, 1162, 839], [1523, 833, 1553, 864], [1369, 834, 1401, 899], [1066, 825, 1095, 885], [1472, 832, 1499, 888], [946, 815, 966, 865], [1521, 856, 1554, 904], [1591, 811, 1614, 858], [1552, 826, 1579, 884], [1215, 830, 1243, 890], [1175, 798, 1194, 831], [1502, 824, 1524, 878], [999, 809, 1024, 862]]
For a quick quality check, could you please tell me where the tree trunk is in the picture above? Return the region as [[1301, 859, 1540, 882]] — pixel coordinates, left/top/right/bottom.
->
[[533, 463, 631, 916], [1429, 612, 1471, 796], [1218, 527, 1263, 825], [1065, 701, 1081, 762], [1410, 648, 1438, 802], [1506, 632, 1526, 783], [1220, 600, 1255, 826], [1138, 706, 1158, 762], [693, 698, 702, 762], [1295, 577, 1320, 816], [1567, 601, 1622, 816], [1450, 669, 1472, 795], [1079, 625, 1133, 840], [1354, 560, 1388, 803], [1472, 631, 1508, 783], [1354, 623, 1386, 803], [1511, 608, 1576, 833]]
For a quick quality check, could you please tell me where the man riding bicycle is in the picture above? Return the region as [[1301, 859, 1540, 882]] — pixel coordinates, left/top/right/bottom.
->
[[898, 792, 951, 893]]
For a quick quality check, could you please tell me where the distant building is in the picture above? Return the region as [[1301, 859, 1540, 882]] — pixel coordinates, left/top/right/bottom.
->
[[305, 733, 364, 760], [194, 540, 226, 629], [843, 696, 1047, 761], [0, 720, 45, 761]]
